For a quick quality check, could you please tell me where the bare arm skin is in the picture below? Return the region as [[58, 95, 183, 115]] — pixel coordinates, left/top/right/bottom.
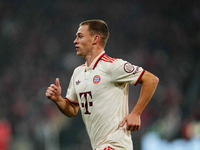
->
[[45, 78, 79, 118], [120, 70, 159, 131]]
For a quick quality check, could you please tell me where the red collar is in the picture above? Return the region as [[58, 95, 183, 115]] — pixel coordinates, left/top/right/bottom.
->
[[84, 51, 105, 72], [92, 52, 105, 69]]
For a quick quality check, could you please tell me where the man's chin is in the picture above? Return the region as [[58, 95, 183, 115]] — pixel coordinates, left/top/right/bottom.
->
[[76, 51, 83, 57], [76, 51, 80, 55]]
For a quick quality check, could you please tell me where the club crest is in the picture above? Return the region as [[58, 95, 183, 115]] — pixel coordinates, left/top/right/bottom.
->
[[93, 75, 101, 84]]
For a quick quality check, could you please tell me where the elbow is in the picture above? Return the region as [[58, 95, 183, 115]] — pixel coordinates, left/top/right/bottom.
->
[[152, 75, 159, 86], [64, 101, 79, 118], [67, 114, 75, 118], [65, 112, 77, 118], [140, 71, 159, 88], [65, 106, 79, 118]]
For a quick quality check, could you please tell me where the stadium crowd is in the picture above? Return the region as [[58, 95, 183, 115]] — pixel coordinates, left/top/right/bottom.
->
[[0, 0, 199, 150]]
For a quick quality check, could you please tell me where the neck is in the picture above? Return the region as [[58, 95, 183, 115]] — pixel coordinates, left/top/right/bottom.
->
[[85, 48, 104, 67]]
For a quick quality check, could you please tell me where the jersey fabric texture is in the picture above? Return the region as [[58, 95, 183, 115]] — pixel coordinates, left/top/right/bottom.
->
[[65, 51, 145, 150]]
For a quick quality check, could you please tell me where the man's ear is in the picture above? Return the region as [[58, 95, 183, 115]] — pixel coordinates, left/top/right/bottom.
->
[[92, 35, 100, 45]]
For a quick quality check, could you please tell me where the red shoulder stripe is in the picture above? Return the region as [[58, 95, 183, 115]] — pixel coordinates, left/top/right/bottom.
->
[[101, 55, 116, 63], [101, 58, 114, 63], [103, 55, 116, 60]]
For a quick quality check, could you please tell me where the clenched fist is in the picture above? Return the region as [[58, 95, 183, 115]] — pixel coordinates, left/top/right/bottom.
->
[[45, 78, 61, 101]]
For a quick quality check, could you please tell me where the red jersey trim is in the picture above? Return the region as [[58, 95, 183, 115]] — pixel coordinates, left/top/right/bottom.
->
[[103, 55, 116, 60], [101, 55, 116, 63], [80, 64, 86, 67], [134, 69, 145, 86], [65, 97, 79, 105], [93, 52, 106, 69], [103, 146, 115, 150]]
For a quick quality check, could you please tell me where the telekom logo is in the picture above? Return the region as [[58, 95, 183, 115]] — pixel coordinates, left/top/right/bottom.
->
[[79, 91, 93, 114]]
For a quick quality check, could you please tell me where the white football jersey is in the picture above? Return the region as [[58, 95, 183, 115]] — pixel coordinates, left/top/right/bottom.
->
[[65, 51, 145, 150]]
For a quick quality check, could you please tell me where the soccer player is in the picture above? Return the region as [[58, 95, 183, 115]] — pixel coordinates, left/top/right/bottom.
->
[[45, 19, 159, 150]]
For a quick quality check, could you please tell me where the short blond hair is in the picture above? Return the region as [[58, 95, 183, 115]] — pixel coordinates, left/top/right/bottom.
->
[[80, 19, 109, 47]]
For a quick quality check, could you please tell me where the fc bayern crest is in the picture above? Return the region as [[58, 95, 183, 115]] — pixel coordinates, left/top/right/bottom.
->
[[93, 75, 101, 84], [124, 63, 135, 73]]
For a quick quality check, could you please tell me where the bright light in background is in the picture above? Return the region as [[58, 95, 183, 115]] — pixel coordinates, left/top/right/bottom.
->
[[142, 131, 200, 150]]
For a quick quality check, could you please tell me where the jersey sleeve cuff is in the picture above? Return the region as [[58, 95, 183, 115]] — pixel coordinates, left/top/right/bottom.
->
[[134, 69, 145, 86], [65, 97, 79, 105]]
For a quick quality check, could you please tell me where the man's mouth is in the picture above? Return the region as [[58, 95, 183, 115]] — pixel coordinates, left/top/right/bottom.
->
[[75, 46, 79, 50]]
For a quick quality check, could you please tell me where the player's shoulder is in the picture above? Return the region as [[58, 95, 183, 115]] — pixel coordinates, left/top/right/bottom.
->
[[75, 64, 86, 70], [99, 55, 128, 73], [102, 54, 127, 65], [73, 64, 86, 74], [100, 54, 117, 63], [78, 64, 86, 67], [100, 54, 129, 68]]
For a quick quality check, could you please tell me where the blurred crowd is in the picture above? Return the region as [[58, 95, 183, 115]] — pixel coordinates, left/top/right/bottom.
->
[[0, 0, 200, 150]]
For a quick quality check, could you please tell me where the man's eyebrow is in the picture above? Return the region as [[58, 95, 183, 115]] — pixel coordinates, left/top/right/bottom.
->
[[76, 32, 83, 36]]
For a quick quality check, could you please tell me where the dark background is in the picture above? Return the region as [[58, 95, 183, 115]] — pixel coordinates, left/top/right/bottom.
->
[[0, 0, 200, 150]]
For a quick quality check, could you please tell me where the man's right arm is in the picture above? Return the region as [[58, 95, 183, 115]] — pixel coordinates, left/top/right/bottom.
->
[[45, 78, 79, 118]]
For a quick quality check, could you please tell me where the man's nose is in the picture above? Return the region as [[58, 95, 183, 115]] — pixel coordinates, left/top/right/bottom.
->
[[73, 38, 77, 44]]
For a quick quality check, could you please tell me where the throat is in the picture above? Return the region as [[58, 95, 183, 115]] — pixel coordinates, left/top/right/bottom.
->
[[84, 50, 104, 67], [85, 55, 96, 67]]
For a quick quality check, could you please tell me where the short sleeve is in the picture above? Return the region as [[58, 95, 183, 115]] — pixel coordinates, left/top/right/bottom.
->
[[111, 59, 145, 86], [65, 73, 79, 104]]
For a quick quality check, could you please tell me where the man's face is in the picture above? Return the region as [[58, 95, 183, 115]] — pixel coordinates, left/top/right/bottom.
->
[[73, 25, 94, 57]]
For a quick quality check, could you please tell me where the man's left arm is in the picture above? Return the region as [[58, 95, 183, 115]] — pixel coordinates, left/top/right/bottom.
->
[[120, 70, 159, 131]]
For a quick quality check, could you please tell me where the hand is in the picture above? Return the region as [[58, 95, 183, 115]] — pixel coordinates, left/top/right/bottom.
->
[[120, 113, 141, 132], [45, 78, 61, 101]]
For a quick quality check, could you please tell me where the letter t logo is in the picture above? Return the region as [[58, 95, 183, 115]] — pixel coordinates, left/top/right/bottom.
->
[[79, 91, 93, 114]]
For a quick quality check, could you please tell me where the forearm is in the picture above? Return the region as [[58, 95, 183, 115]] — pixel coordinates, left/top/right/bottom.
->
[[131, 71, 159, 115], [54, 96, 79, 118]]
